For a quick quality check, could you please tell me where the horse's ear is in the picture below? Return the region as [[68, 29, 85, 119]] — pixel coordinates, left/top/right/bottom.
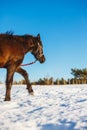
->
[[37, 33, 40, 40]]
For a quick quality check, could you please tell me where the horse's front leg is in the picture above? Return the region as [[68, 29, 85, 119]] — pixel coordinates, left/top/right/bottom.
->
[[16, 67, 34, 95], [5, 66, 15, 101]]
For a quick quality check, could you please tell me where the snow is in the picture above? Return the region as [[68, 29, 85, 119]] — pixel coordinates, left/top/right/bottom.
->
[[0, 84, 87, 130]]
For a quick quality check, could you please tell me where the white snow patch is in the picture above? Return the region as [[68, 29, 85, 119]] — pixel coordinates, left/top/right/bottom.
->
[[0, 84, 87, 130]]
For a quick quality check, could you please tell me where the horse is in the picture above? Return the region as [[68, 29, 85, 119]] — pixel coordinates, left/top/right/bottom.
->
[[0, 33, 45, 101]]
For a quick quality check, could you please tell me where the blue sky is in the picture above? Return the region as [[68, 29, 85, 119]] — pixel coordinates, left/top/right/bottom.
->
[[0, 0, 87, 82]]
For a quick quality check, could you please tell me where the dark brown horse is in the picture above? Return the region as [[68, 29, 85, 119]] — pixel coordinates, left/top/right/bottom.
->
[[0, 33, 45, 101]]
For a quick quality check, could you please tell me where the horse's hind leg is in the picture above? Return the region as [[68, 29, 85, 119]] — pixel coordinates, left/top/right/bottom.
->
[[16, 67, 34, 95]]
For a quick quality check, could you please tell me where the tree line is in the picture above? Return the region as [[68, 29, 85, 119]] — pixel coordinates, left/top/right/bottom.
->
[[12, 68, 87, 85]]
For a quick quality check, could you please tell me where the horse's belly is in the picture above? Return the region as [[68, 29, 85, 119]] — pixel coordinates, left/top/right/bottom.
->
[[0, 56, 8, 68], [0, 63, 5, 67]]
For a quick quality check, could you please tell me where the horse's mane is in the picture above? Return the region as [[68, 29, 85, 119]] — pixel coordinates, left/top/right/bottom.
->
[[5, 31, 34, 38], [0, 31, 35, 41], [5, 31, 14, 35]]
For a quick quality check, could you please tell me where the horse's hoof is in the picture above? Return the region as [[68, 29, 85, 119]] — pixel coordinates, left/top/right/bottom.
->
[[4, 98, 11, 101], [30, 92, 34, 96]]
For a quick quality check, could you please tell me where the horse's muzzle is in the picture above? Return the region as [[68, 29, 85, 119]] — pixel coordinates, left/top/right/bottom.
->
[[39, 55, 45, 63]]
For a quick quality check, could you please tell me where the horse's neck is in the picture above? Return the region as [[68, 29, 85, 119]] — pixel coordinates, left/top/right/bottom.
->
[[23, 37, 36, 54]]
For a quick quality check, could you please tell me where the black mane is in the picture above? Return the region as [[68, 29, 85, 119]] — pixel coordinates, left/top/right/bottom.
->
[[5, 31, 14, 35]]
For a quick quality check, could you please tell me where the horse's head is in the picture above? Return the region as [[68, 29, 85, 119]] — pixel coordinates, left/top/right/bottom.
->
[[31, 34, 45, 63]]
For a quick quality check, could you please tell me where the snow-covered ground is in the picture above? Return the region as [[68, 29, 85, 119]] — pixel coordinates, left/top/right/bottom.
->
[[0, 84, 87, 130]]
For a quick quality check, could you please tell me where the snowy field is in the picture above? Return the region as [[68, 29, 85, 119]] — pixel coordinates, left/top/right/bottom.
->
[[0, 84, 87, 130]]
